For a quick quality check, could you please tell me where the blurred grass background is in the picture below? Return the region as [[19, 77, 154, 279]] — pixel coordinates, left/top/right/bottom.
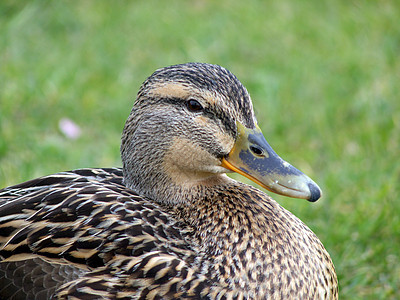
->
[[0, 0, 399, 298]]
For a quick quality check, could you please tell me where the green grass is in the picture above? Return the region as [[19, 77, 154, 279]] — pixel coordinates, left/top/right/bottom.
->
[[1, 1, 399, 298]]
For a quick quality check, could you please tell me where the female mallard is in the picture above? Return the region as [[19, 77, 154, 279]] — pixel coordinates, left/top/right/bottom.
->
[[0, 63, 338, 299]]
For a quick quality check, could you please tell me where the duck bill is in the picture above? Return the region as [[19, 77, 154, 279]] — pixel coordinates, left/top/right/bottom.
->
[[221, 122, 322, 202]]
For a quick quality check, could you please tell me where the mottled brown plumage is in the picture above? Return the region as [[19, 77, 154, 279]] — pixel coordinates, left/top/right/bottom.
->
[[0, 63, 338, 299]]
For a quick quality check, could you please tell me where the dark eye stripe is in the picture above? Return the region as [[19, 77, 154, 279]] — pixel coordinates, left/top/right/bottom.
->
[[156, 97, 236, 138]]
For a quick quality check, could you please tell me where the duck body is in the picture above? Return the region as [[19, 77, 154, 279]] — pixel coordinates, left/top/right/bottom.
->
[[0, 63, 338, 299]]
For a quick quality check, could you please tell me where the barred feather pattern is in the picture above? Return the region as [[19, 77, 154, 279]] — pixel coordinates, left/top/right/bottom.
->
[[0, 168, 337, 299], [0, 258, 83, 299], [0, 168, 209, 299], [0, 168, 250, 299]]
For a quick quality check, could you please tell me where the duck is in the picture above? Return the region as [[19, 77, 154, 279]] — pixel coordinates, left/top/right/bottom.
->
[[0, 63, 338, 299]]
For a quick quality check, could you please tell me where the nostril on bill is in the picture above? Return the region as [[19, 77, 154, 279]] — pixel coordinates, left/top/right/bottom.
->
[[249, 145, 264, 156]]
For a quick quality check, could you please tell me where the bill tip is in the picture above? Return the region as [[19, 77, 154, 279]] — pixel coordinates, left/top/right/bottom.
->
[[307, 182, 322, 202]]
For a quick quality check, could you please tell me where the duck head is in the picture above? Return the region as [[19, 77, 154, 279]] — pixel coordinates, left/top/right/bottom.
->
[[121, 63, 321, 204]]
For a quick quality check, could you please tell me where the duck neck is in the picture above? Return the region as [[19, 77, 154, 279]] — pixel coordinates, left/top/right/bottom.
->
[[172, 182, 335, 298], [172, 180, 279, 254]]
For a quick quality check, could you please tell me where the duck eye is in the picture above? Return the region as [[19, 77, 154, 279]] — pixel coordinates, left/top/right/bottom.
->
[[187, 99, 203, 112]]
